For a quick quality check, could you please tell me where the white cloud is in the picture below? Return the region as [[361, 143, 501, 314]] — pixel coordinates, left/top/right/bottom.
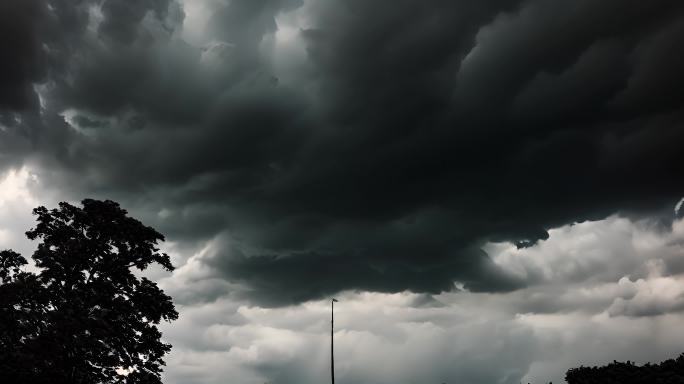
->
[[488, 215, 684, 284], [606, 271, 684, 317], [159, 286, 684, 384], [0, 167, 55, 256], [0, 167, 39, 207], [179, 0, 225, 45]]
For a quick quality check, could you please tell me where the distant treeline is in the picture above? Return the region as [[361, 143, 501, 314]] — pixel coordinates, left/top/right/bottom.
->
[[563, 353, 684, 384]]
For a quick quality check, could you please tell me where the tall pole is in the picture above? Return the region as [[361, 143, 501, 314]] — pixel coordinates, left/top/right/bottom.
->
[[331, 298, 338, 384]]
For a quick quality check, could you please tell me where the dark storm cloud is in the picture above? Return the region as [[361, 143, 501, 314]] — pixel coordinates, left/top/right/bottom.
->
[[0, 0, 45, 110], [3, 0, 684, 304], [0, 0, 181, 165], [207, 238, 520, 305], [98, 0, 177, 43]]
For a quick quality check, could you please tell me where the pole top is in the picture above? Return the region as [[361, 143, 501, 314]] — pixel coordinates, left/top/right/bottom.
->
[[332, 298, 339, 302]]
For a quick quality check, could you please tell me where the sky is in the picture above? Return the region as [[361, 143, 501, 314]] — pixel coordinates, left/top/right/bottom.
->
[[1, 0, 684, 383]]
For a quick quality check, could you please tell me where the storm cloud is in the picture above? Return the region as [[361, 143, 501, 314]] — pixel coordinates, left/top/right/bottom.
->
[[2, 0, 684, 305], [3, 1, 684, 383]]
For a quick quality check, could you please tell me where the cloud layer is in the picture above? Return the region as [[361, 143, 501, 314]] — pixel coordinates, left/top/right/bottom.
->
[[147, 215, 684, 384], [3, 169, 683, 383]]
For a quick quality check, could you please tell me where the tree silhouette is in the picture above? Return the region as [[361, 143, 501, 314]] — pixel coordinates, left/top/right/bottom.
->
[[566, 353, 684, 384], [0, 199, 178, 384]]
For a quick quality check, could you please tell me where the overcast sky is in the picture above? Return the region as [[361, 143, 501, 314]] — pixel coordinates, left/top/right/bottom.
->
[[2, 0, 684, 383]]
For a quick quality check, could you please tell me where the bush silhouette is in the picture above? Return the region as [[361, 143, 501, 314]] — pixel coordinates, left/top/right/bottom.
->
[[0, 199, 177, 384], [566, 353, 684, 384]]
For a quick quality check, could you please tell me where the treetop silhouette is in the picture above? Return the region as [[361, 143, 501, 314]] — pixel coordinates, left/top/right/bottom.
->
[[0, 199, 178, 384]]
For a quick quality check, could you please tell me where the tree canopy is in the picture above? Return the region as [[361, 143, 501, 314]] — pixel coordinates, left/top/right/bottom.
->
[[566, 353, 684, 384], [0, 199, 178, 384]]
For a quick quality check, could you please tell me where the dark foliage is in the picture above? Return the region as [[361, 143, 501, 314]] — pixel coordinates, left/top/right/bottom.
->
[[0, 199, 178, 384], [566, 353, 684, 384]]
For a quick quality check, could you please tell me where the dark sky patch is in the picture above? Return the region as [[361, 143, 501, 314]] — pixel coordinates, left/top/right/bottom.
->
[[0, 0, 46, 110]]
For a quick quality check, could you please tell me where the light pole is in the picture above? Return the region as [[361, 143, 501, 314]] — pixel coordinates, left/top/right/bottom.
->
[[331, 298, 338, 384]]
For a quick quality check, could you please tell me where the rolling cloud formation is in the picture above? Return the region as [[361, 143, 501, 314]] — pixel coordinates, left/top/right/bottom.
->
[[1, 0, 683, 305]]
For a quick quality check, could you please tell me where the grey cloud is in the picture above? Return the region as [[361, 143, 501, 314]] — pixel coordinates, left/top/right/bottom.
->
[[161, 293, 542, 384], [608, 295, 684, 318], [98, 0, 177, 43], [409, 293, 445, 308], [208, 0, 302, 46]]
